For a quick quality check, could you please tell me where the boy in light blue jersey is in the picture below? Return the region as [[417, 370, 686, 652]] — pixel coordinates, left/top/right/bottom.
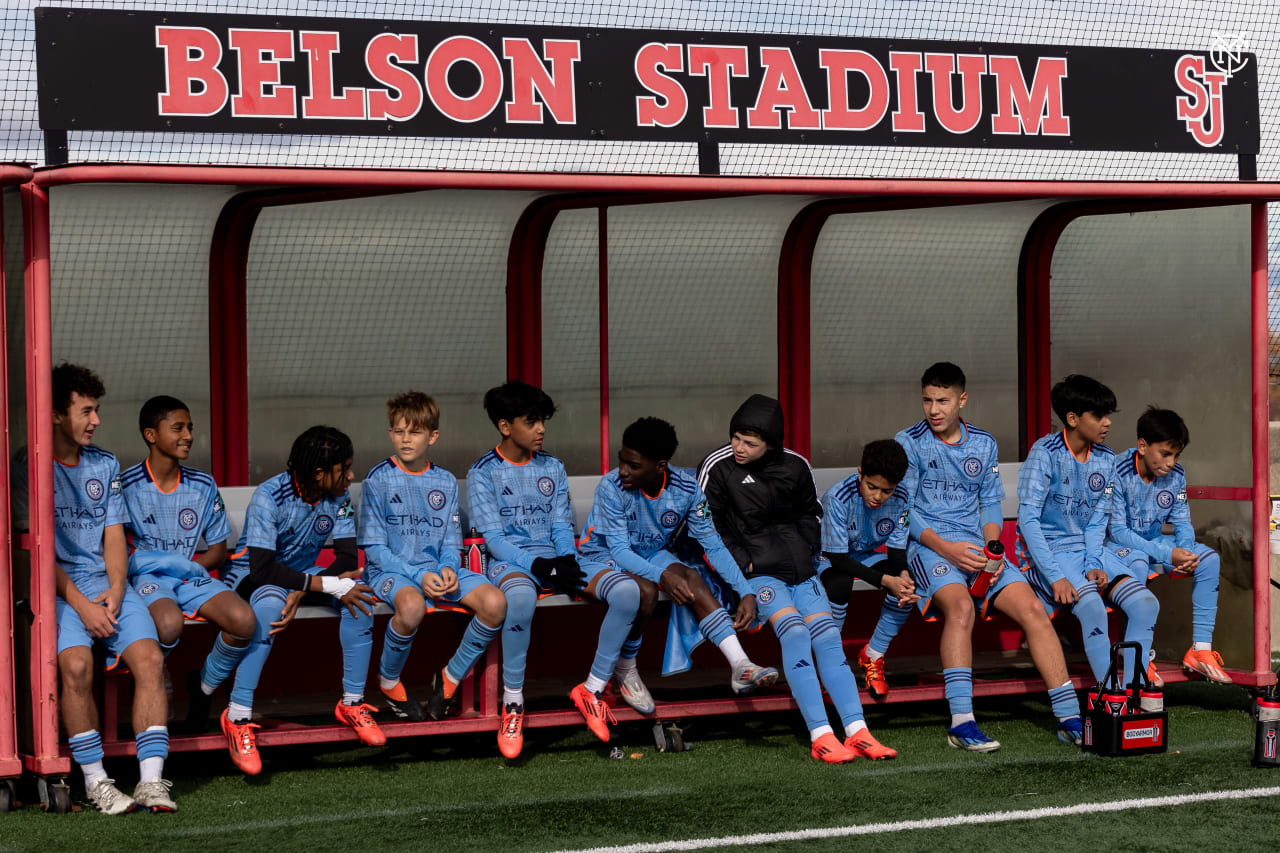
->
[[361, 391, 507, 723], [31, 365, 172, 813], [819, 439, 919, 700], [1106, 407, 1230, 685], [203, 426, 378, 776], [897, 362, 1082, 752], [120, 396, 256, 731], [1018, 376, 1159, 688], [469, 381, 635, 757], [579, 417, 777, 713]]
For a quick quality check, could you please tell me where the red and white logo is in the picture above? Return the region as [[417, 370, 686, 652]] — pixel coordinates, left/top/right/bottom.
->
[[1175, 36, 1246, 149]]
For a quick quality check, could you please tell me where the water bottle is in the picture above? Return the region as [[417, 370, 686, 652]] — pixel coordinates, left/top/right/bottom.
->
[[462, 527, 487, 574], [968, 540, 1004, 598], [1253, 682, 1280, 767]]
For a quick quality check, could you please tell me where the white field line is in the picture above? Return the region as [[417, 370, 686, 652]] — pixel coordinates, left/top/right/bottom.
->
[[551, 785, 1280, 853]]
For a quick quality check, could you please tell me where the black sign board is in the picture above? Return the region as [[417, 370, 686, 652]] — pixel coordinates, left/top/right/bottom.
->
[[34, 7, 1259, 155]]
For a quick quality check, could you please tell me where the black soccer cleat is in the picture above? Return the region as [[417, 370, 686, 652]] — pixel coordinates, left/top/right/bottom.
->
[[427, 670, 461, 721], [184, 669, 213, 732], [380, 681, 427, 722]]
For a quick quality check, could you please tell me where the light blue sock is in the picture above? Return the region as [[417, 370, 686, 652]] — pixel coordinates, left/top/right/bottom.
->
[[499, 575, 538, 691], [589, 572, 640, 682], [809, 615, 864, 728], [339, 600, 374, 699], [869, 594, 911, 656], [200, 634, 248, 690], [943, 667, 973, 716], [619, 637, 642, 662], [829, 602, 848, 634], [697, 609, 734, 646], [774, 613, 828, 732], [1191, 549, 1220, 646], [230, 586, 286, 708], [1071, 585, 1112, 683], [1111, 579, 1159, 683], [69, 729, 104, 766], [379, 625, 416, 683], [445, 618, 502, 684], [135, 725, 169, 781], [1048, 682, 1080, 719]]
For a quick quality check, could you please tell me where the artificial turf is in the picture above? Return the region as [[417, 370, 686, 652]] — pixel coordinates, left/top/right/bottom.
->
[[1, 681, 1276, 853]]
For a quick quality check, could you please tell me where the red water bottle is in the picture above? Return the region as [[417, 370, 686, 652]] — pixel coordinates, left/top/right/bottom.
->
[[462, 527, 487, 574], [968, 540, 1004, 598]]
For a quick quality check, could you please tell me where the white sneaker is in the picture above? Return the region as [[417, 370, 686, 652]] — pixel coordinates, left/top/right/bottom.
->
[[133, 779, 177, 813], [616, 670, 656, 715], [86, 778, 137, 815], [730, 661, 779, 695]]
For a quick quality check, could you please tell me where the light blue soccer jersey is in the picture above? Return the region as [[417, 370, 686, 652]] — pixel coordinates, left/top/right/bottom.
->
[[1016, 431, 1114, 583], [359, 457, 462, 584], [467, 448, 576, 568], [221, 472, 357, 588], [50, 445, 127, 581], [820, 474, 909, 560], [579, 466, 753, 598], [895, 419, 1003, 543], [120, 461, 230, 561], [1107, 447, 1193, 565]]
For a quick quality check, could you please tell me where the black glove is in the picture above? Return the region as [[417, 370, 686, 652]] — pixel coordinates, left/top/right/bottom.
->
[[530, 555, 587, 596]]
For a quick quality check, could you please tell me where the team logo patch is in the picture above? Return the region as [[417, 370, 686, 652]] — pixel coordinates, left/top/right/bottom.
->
[[313, 514, 334, 535], [1117, 547, 1132, 558], [695, 499, 711, 519], [660, 510, 680, 528], [85, 478, 104, 500], [1156, 490, 1174, 509], [1088, 473, 1105, 492], [380, 577, 394, 597], [932, 562, 950, 577], [537, 476, 555, 497], [337, 498, 354, 519], [178, 508, 198, 530], [757, 586, 775, 604], [427, 489, 446, 510], [963, 457, 982, 477], [139, 582, 158, 595], [876, 518, 894, 537], [213, 492, 226, 515]]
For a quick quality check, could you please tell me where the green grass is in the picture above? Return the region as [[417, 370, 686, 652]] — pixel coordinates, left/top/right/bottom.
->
[[3, 682, 1278, 853]]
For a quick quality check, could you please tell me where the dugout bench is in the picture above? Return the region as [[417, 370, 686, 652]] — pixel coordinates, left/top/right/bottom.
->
[[90, 460, 1214, 760]]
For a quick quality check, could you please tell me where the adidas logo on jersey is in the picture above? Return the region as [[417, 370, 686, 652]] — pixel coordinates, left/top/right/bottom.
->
[[508, 624, 525, 632], [142, 513, 156, 524], [389, 493, 403, 504], [794, 659, 811, 668], [501, 486, 514, 496], [741, 475, 756, 484], [928, 460, 938, 469]]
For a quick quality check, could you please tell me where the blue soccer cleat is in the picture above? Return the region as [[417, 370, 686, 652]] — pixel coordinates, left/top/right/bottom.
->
[[947, 720, 1001, 752], [1057, 715, 1084, 745]]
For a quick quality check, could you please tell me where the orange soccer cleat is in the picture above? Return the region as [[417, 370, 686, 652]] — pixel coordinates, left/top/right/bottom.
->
[[810, 732, 857, 764], [844, 729, 898, 760], [570, 683, 617, 742], [220, 709, 262, 776], [1182, 648, 1232, 684], [335, 701, 388, 746], [498, 702, 525, 759], [857, 646, 889, 699]]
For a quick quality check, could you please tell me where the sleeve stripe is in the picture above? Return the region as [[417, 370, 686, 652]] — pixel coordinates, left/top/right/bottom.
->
[[697, 446, 735, 491]]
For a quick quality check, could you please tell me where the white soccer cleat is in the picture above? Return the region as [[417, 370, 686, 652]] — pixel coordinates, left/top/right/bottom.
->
[[616, 670, 656, 715], [132, 778, 177, 813], [86, 778, 138, 815], [730, 661, 779, 695]]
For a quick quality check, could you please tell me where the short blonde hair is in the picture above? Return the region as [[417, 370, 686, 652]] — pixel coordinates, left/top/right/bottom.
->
[[387, 390, 439, 432]]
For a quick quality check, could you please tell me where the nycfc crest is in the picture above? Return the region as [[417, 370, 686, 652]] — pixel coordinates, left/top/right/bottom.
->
[[537, 476, 555, 497]]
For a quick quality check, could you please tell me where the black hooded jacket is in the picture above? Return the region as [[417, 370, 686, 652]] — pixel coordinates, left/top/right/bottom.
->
[[696, 395, 823, 586]]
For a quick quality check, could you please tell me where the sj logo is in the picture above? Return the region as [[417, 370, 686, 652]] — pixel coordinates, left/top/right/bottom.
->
[[1174, 54, 1229, 147]]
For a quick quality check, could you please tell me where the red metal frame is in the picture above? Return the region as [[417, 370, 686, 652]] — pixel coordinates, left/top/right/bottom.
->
[[17, 165, 1275, 764], [1252, 202, 1271, 682], [0, 164, 32, 782]]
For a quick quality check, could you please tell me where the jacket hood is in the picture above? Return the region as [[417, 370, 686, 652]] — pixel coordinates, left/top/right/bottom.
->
[[730, 394, 785, 449]]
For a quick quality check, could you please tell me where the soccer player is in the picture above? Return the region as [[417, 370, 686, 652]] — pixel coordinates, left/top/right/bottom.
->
[[699, 394, 897, 763], [1019, 376, 1159, 686], [578, 417, 778, 713], [203, 426, 377, 775], [29, 364, 174, 812], [819, 439, 920, 700], [470, 381, 639, 755], [361, 391, 507, 722], [120, 396, 257, 728], [1106, 407, 1229, 684], [897, 362, 1082, 751]]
